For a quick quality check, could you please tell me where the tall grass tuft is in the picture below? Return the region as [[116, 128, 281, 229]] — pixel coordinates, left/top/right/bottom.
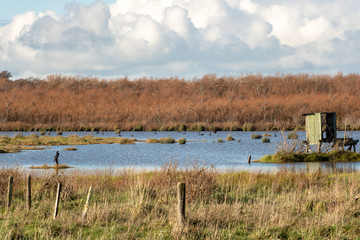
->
[[262, 137, 270, 143], [178, 138, 186, 144], [145, 138, 160, 143], [251, 134, 262, 139], [287, 132, 299, 139], [226, 134, 235, 141], [217, 138, 224, 143], [159, 137, 176, 144]]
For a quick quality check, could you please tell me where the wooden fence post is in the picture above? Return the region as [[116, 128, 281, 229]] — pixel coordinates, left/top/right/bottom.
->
[[248, 155, 252, 164], [7, 176, 13, 209], [53, 182, 62, 219], [82, 186, 93, 219], [177, 182, 186, 228], [27, 174, 31, 211]]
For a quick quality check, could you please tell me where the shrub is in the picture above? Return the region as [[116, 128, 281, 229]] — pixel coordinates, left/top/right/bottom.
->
[[251, 134, 262, 139], [178, 138, 186, 144], [159, 137, 176, 144], [262, 137, 271, 143]]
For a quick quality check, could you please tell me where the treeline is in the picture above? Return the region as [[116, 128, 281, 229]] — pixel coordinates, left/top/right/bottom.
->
[[1, 73, 360, 131]]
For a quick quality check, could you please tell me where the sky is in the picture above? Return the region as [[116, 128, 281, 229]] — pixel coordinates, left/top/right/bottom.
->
[[1, 0, 360, 80]]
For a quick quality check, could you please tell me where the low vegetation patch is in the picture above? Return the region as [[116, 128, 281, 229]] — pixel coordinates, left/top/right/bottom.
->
[[258, 150, 360, 163], [251, 133, 262, 139], [178, 138, 186, 144], [287, 132, 299, 139], [159, 137, 176, 144], [64, 147, 77, 151], [262, 137, 271, 143], [30, 164, 72, 169], [145, 138, 160, 143], [226, 134, 235, 141]]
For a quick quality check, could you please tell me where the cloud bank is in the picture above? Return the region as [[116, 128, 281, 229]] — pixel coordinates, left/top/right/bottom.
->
[[1, 0, 360, 79]]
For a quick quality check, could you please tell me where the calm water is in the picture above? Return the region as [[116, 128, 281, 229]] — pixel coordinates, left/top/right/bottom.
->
[[1, 130, 360, 173]]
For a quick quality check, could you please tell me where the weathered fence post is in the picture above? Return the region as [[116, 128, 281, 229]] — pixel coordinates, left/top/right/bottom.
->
[[248, 155, 252, 164], [27, 174, 31, 211], [7, 176, 14, 209], [53, 182, 62, 219], [82, 186, 93, 219], [177, 182, 186, 228]]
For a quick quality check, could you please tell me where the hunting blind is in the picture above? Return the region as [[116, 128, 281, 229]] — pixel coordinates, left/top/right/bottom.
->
[[302, 112, 358, 152]]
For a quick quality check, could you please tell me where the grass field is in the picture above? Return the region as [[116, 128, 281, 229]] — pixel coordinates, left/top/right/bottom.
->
[[1, 162, 360, 239]]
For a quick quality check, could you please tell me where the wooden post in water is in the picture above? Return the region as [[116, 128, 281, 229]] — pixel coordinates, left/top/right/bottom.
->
[[82, 186, 93, 219], [7, 176, 13, 209], [177, 182, 186, 228], [248, 155, 251, 164], [53, 182, 62, 219], [27, 175, 31, 211]]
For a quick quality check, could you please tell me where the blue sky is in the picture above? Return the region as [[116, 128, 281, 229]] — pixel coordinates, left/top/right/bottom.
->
[[1, 0, 360, 79], [0, 0, 114, 22]]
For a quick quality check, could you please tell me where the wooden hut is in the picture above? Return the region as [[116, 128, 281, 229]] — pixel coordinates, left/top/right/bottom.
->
[[302, 112, 358, 152]]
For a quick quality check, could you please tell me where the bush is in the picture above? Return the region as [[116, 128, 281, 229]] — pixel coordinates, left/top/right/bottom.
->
[[178, 138, 186, 144], [262, 137, 270, 143], [251, 134, 262, 139], [226, 134, 235, 141]]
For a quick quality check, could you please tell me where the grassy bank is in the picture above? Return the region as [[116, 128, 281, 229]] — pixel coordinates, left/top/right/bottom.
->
[[0, 135, 137, 153], [1, 163, 360, 239], [258, 150, 360, 163]]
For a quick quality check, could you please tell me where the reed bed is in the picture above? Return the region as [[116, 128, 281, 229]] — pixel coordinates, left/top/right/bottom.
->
[[0, 162, 360, 239]]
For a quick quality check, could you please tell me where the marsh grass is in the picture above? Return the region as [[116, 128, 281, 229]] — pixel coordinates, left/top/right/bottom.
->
[[145, 138, 160, 143], [178, 138, 186, 144], [29, 164, 72, 169], [287, 132, 299, 139], [217, 138, 224, 143], [226, 134, 235, 141], [262, 137, 271, 143], [159, 137, 176, 144], [251, 133, 262, 139], [1, 163, 360, 239]]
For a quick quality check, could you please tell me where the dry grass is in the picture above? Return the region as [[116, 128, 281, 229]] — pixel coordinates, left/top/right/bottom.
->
[[1, 163, 360, 239]]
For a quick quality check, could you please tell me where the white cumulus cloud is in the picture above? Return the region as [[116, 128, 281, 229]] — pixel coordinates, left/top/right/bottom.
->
[[0, 0, 360, 79]]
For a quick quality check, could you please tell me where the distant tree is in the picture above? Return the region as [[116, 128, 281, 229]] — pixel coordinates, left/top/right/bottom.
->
[[0, 71, 12, 79]]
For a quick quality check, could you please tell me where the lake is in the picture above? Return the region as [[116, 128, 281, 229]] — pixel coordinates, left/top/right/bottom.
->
[[1, 130, 360, 173]]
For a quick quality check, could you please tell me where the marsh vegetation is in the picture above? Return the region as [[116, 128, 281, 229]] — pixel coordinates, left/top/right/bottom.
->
[[1, 163, 360, 239]]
